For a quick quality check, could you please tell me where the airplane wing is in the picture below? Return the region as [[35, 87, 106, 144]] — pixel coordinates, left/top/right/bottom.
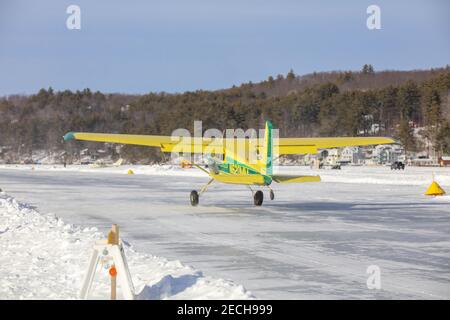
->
[[64, 132, 395, 156], [63, 132, 225, 154], [275, 137, 395, 155], [271, 175, 321, 183]]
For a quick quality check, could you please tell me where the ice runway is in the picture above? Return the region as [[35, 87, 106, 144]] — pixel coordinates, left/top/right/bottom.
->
[[1, 165, 449, 299]]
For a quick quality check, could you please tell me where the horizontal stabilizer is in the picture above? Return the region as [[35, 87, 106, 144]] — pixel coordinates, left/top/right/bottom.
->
[[272, 175, 321, 184]]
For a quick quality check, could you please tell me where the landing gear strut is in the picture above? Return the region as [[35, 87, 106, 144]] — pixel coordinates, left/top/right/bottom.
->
[[269, 189, 275, 201]]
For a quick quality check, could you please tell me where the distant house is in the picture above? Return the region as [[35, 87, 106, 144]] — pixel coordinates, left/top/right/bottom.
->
[[321, 149, 340, 165], [439, 156, 450, 167], [372, 145, 404, 164], [409, 157, 435, 166], [367, 123, 385, 134], [320, 147, 367, 166], [340, 147, 364, 165], [357, 115, 386, 135], [79, 148, 98, 164], [408, 155, 436, 167]]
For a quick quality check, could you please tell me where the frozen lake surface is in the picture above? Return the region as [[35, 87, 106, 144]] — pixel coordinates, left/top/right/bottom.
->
[[1, 165, 449, 299]]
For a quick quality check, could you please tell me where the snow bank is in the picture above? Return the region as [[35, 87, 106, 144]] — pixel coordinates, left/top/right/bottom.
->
[[275, 165, 450, 187], [0, 192, 253, 300], [0, 164, 205, 177]]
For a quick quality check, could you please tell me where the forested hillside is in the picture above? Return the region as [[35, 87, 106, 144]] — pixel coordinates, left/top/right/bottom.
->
[[1, 66, 449, 164]]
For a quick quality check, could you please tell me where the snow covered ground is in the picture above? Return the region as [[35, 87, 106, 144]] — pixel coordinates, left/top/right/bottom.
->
[[0, 191, 252, 300], [0, 164, 449, 299], [1, 163, 450, 187]]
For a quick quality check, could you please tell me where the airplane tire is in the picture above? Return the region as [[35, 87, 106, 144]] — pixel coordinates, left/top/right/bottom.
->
[[270, 190, 274, 200], [190, 190, 199, 206], [254, 190, 264, 206]]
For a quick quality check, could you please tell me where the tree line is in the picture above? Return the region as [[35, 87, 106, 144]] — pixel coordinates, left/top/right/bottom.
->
[[0, 67, 449, 164]]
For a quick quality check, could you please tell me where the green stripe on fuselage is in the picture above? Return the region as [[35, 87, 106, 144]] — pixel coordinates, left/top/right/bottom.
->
[[220, 156, 272, 185]]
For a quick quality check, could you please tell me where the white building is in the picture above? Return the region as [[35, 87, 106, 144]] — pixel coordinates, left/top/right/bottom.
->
[[340, 146, 365, 165], [372, 145, 404, 164], [321, 149, 340, 165]]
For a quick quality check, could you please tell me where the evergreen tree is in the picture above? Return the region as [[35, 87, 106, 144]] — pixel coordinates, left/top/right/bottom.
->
[[397, 120, 416, 152], [0, 68, 449, 164], [378, 86, 398, 134], [362, 64, 375, 74], [422, 88, 441, 127], [435, 121, 450, 154], [421, 87, 443, 152], [286, 69, 295, 81], [398, 81, 421, 124]]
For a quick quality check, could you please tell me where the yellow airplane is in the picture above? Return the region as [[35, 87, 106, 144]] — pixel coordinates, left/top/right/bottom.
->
[[64, 121, 394, 206]]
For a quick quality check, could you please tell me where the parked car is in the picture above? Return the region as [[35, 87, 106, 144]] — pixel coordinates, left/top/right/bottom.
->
[[391, 161, 405, 170]]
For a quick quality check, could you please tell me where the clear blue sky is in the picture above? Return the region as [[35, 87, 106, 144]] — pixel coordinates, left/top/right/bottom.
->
[[0, 0, 448, 95]]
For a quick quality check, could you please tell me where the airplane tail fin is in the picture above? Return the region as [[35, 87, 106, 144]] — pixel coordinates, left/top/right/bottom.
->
[[260, 121, 273, 175]]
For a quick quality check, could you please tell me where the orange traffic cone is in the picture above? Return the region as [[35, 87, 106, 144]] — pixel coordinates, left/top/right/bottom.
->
[[425, 180, 446, 196]]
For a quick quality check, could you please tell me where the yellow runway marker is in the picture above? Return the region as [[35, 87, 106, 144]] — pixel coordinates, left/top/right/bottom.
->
[[425, 180, 446, 196]]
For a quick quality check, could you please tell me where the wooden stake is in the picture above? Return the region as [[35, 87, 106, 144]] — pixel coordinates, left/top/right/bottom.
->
[[112, 224, 119, 245], [108, 224, 119, 245], [80, 223, 135, 300], [108, 224, 119, 300], [111, 273, 117, 300]]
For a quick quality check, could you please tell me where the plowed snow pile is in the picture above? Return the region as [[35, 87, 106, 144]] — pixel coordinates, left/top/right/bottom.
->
[[0, 192, 253, 300]]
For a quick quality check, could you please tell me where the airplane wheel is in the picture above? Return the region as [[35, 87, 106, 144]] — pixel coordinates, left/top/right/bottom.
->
[[270, 190, 274, 200], [190, 190, 199, 206], [254, 190, 264, 206]]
